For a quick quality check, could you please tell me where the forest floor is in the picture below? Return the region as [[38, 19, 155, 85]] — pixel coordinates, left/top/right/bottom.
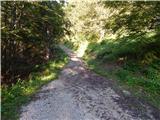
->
[[20, 46, 160, 120]]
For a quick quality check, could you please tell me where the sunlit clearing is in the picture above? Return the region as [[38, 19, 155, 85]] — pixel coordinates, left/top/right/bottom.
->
[[76, 40, 89, 57]]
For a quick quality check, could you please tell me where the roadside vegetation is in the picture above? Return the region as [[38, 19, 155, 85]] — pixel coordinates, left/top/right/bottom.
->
[[63, 1, 160, 108], [1, 1, 66, 85], [1, 1, 160, 119], [1, 1, 68, 120], [2, 48, 68, 120], [84, 31, 160, 108]]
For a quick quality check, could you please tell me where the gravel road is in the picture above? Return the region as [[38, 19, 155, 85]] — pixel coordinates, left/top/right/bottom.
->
[[20, 45, 160, 120]]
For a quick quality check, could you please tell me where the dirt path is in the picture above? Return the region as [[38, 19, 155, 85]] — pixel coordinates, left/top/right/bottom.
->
[[20, 46, 160, 120]]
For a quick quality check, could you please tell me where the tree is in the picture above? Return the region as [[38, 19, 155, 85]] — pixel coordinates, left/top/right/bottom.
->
[[1, 1, 66, 85]]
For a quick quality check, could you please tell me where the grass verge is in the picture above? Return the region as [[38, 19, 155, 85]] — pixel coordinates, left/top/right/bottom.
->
[[1, 47, 68, 120], [83, 32, 160, 109], [84, 56, 160, 109]]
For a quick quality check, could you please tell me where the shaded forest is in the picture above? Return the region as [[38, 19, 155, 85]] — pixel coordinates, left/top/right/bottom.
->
[[1, 1, 68, 119], [2, 1, 160, 89], [1, 1, 66, 85], [1, 1, 160, 119]]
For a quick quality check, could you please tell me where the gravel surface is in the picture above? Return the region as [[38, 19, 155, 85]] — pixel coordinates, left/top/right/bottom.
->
[[20, 45, 160, 120]]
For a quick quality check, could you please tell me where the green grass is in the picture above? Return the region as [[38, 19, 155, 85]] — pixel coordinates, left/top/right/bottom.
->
[[84, 57, 160, 108], [83, 31, 160, 108], [1, 48, 68, 120]]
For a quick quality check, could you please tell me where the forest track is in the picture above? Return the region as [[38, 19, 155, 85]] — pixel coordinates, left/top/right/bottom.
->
[[20, 45, 160, 120]]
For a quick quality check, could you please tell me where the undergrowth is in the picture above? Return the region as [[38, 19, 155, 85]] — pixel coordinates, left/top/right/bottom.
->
[[84, 31, 160, 108], [1, 47, 68, 120]]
